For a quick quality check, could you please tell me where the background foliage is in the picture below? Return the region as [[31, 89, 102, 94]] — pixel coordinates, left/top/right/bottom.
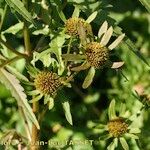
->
[[0, 0, 149, 150]]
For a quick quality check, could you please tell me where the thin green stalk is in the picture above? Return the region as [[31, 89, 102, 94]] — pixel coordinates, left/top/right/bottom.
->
[[22, 0, 40, 149], [23, 24, 32, 57], [64, 37, 73, 66]]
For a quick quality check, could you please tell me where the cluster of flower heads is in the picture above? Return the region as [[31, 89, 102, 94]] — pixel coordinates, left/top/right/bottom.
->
[[65, 12, 125, 89], [29, 11, 125, 108]]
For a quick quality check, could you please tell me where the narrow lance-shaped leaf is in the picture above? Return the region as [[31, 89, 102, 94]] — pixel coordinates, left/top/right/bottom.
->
[[100, 26, 113, 46], [72, 5, 80, 17], [98, 21, 108, 38], [124, 37, 150, 67], [5, 0, 35, 25], [0, 68, 40, 129], [82, 66, 95, 89], [108, 99, 116, 120], [86, 11, 98, 23], [107, 138, 118, 150], [139, 0, 150, 13], [62, 101, 73, 125], [119, 137, 129, 150], [114, 26, 150, 67]]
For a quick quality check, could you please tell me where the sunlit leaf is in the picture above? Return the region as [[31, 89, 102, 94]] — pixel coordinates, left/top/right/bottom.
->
[[108, 99, 116, 120], [0, 68, 40, 129], [29, 94, 43, 103], [107, 138, 118, 150], [98, 21, 108, 38], [101, 26, 113, 46], [111, 61, 124, 69], [120, 137, 129, 150], [72, 5, 80, 17], [86, 11, 98, 23], [108, 34, 125, 50], [2, 22, 23, 35], [62, 101, 73, 125], [82, 66, 95, 89]]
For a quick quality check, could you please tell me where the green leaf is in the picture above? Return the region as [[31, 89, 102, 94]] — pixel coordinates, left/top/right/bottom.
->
[[107, 138, 118, 150], [108, 99, 116, 120], [62, 101, 73, 125], [72, 5, 80, 17], [62, 54, 86, 61], [119, 137, 129, 150], [29, 94, 43, 103], [2, 22, 23, 35], [44, 95, 54, 110], [119, 103, 126, 117], [5, 0, 35, 25], [139, 0, 150, 13], [114, 27, 150, 67], [50, 32, 65, 75], [124, 37, 150, 67], [0, 68, 40, 129], [86, 11, 98, 23], [56, 7, 66, 23], [6, 65, 29, 81], [82, 66, 95, 89]]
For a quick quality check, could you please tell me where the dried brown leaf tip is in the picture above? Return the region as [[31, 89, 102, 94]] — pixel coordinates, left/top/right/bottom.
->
[[34, 71, 62, 96], [107, 117, 128, 137], [65, 17, 92, 37]]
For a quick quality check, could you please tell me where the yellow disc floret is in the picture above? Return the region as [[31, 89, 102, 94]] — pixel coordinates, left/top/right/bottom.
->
[[107, 117, 128, 137], [65, 17, 92, 36], [85, 42, 109, 69], [34, 71, 61, 95]]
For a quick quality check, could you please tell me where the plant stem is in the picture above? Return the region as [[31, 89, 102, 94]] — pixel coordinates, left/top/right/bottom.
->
[[23, 24, 32, 57], [30, 102, 40, 150], [22, 0, 40, 149], [0, 38, 28, 58], [19, 106, 32, 141]]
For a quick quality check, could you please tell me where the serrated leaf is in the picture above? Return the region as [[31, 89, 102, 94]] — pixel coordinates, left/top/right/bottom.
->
[[82, 66, 95, 89], [0, 68, 40, 129], [139, 0, 150, 13], [5, 0, 35, 25], [120, 137, 129, 150], [86, 11, 98, 23], [108, 99, 116, 120], [62, 101, 73, 125]]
